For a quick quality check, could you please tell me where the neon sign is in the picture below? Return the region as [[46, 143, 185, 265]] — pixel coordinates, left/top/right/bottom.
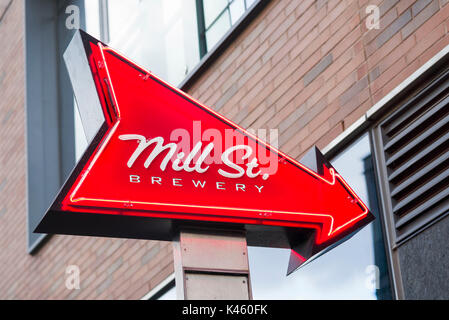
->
[[36, 30, 374, 272]]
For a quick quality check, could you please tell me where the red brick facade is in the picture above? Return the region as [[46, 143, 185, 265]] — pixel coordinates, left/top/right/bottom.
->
[[1, 0, 449, 299]]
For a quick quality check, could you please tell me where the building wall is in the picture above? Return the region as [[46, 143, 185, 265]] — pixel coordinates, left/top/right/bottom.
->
[[187, 0, 449, 158], [185, 0, 449, 299], [0, 1, 173, 299], [0, 0, 448, 299]]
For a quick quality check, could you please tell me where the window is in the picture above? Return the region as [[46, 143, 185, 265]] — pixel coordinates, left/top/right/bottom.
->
[[77, 0, 264, 158], [107, 0, 200, 86], [247, 134, 393, 299], [82, 0, 261, 87], [198, 0, 257, 56]]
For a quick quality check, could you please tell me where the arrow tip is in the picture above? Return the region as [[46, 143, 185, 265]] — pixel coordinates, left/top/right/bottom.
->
[[287, 250, 307, 276], [286, 228, 316, 276]]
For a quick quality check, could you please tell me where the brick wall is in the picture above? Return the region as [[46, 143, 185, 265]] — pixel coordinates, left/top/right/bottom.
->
[[1, 0, 449, 299], [187, 0, 449, 160], [0, 1, 173, 299]]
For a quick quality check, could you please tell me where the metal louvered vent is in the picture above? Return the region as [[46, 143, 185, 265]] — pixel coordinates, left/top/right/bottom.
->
[[377, 71, 449, 243]]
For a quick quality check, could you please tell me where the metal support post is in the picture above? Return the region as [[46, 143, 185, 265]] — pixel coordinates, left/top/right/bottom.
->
[[172, 228, 252, 300]]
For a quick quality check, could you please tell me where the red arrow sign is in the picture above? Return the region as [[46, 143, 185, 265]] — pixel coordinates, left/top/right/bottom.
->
[[36, 31, 374, 271]]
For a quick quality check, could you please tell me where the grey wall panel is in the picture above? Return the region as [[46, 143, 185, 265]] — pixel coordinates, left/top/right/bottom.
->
[[26, 0, 60, 252], [399, 214, 449, 299], [26, 0, 85, 252]]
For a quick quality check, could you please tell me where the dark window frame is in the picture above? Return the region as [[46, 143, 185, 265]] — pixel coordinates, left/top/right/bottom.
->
[[196, 0, 254, 57], [181, 0, 269, 90], [25, 0, 85, 253]]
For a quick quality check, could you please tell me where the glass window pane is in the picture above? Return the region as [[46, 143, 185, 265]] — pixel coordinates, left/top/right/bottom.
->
[[107, 0, 143, 43], [248, 134, 392, 299], [230, 0, 246, 24], [85, 0, 101, 40], [107, 0, 200, 86], [203, 0, 228, 28], [206, 10, 231, 51]]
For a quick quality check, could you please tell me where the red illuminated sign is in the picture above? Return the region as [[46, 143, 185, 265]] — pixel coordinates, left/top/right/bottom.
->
[[36, 31, 374, 272]]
